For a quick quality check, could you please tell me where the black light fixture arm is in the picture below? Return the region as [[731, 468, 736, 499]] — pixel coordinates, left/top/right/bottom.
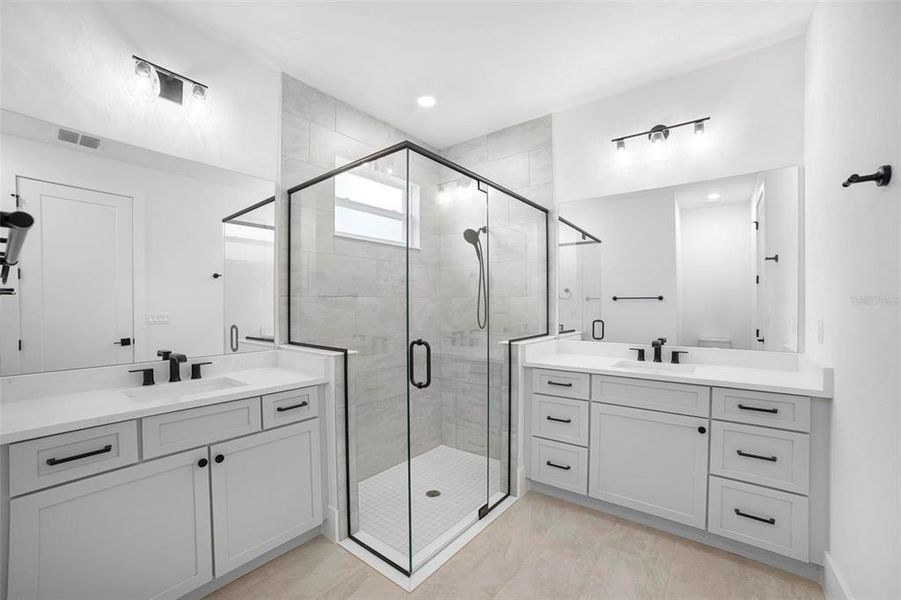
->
[[132, 55, 208, 90], [611, 116, 710, 143]]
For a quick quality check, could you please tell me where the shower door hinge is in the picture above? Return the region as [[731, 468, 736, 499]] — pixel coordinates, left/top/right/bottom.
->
[[18, 339, 22, 351], [755, 275, 759, 284], [753, 220, 758, 230]]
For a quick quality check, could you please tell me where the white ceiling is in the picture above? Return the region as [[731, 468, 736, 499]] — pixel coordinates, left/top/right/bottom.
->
[[675, 173, 759, 209], [154, 1, 814, 149]]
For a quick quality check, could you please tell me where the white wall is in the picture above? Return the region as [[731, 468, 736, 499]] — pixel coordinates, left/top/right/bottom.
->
[[804, 3, 901, 599], [0, 130, 273, 374], [678, 201, 752, 349], [0, 1, 280, 180], [561, 189, 679, 344], [553, 36, 805, 202]]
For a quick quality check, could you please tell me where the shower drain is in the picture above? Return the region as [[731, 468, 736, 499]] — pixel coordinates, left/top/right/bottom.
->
[[425, 489, 441, 498]]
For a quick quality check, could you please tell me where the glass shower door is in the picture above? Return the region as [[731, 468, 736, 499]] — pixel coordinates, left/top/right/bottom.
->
[[406, 151, 491, 572]]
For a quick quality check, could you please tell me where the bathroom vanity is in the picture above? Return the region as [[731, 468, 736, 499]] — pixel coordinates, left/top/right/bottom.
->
[[521, 338, 832, 576], [0, 356, 330, 600]]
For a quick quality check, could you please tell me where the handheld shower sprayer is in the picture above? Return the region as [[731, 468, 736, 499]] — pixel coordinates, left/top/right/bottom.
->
[[463, 226, 488, 330]]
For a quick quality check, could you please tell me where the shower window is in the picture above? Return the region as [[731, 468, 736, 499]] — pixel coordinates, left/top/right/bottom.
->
[[334, 167, 420, 248]]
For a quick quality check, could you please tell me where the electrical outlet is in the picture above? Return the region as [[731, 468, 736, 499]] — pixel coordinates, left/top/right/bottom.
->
[[817, 319, 825, 344], [145, 312, 170, 325]]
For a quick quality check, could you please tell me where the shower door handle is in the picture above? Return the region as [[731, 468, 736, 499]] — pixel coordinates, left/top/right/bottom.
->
[[591, 319, 605, 340], [409, 339, 432, 389]]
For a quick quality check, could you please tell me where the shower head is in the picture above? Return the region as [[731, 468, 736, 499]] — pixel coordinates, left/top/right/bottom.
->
[[463, 228, 481, 246]]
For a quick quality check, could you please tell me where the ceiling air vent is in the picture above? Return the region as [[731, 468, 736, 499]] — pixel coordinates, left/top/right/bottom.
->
[[56, 128, 102, 150], [57, 128, 80, 144], [78, 135, 101, 149]]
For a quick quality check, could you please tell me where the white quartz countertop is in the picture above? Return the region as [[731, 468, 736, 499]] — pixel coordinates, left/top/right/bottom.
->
[[0, 367, 328, 445], [524, 353, 832, 398]]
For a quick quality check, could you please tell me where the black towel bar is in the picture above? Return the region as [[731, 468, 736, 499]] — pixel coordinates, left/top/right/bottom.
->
[[612, 295, 664, 301]]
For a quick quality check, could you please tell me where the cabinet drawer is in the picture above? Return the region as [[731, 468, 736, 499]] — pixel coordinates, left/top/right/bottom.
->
[[532, 369, 590, 400], [710, 422, 810, 494], [592, 375, 710, 417], [712, 388, 810, 432], [532, 394, 589, 446], [262, 386, 319, 429], [9, 421, 139, 496], [530, 437, 588, 495], [708, 476, 809, 562], [142, 397, 262, 459]]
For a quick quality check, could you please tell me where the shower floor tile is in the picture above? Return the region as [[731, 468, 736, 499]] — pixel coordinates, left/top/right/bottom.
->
[[356, 444, 501, 567]]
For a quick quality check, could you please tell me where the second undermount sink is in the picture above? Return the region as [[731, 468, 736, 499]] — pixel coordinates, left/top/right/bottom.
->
[[125, 377, 246, 401], [612, 360, 696, 374]]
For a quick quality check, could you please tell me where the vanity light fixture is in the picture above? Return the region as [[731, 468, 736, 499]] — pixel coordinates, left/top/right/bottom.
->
[[130, 55, 209, 109], [417, 95, 437, 108], [611, 116, 710, 150]]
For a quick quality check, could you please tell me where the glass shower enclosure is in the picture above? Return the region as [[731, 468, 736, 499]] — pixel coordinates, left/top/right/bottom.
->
[[287, 142, 548, 576], [557, 216, 603, 339]]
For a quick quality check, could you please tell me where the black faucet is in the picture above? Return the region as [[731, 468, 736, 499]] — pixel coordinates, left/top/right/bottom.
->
[[168, 352, 187, 382], [651, 337, 667, 362]]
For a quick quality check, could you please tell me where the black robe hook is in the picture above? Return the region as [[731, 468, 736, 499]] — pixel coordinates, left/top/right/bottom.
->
[[842, 165, 891, 188]]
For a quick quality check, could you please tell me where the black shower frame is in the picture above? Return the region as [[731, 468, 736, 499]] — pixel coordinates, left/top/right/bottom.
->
[[286, 140, 550, 577]]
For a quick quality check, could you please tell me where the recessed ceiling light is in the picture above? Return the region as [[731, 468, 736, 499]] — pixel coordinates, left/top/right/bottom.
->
[[707, 192, 721, 201], [417, 95, 436, 108]]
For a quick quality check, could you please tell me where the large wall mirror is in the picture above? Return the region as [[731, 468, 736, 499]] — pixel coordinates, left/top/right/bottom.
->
[[0, 111, 275, 376], [558, 166, 801, 352]]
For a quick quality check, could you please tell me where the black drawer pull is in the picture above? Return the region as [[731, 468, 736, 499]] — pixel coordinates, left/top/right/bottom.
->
[[546, 460, 571, 471], [734, 508, 776, 525], [46, 444, 113, 466], [546, 380, 573, 387], [546, 415, 572, 424], [737, 449, 778, 462], [276, 400, 309, 412], [737, 403, 779, 414]]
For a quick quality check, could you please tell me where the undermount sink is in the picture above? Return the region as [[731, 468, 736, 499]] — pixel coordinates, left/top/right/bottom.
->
[[125, 377, 246, 401], [612, 360, 696, 374]]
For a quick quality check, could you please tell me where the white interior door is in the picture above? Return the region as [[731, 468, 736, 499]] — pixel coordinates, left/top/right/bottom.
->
[[754, 191, 767, 348], [17, 178, 133, 372]]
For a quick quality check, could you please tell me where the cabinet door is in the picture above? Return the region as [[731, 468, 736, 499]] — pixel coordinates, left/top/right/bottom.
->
[[589, 403, 709, 528], [210, 419, 322, 576], [8, 449, 212, 600]]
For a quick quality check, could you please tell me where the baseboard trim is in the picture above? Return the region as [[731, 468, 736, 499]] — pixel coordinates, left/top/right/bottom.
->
[[530, 481, 824, 583], [823, 551, 852, 600], [181, 526, 322, 600]]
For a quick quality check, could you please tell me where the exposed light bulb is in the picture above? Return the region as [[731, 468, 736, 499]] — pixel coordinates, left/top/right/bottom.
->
[[185, 83, 211, 122], [615, 139, 626, 152], [694, 120, 706, 135], [650, 130, 666, 143], [129, 59, 160, 102], [417, 95, 437, 108]]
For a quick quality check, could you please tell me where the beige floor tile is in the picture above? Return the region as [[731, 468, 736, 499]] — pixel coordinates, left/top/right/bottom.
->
[[206, 492, 824, 600]]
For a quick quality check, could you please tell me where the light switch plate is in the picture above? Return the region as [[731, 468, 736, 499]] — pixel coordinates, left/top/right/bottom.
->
[[145, 312, 170, 325]]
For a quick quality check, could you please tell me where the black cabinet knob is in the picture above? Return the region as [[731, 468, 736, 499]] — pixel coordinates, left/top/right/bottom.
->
[[214, 454, 225, 463], [698, 426, 707, 434], [197, 458, 208, 468]]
